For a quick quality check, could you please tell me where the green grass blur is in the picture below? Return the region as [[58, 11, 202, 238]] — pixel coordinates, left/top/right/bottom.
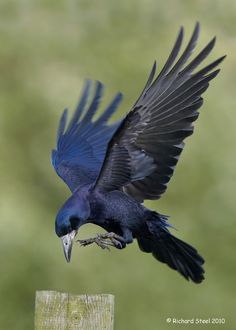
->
[[0, 1, 235, 329]]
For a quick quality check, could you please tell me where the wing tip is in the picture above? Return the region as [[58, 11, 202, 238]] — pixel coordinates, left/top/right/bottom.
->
[[195, 21, 200, 29], [153, 60, 157, 71], [116, 91, 123, 101], [56, 108, 69, 143], [209, 36, 217, 49], [179, 25, 184, 36], [51, 149, 57, 168], [94, 79, 104, 90], [177, 26, 184, 46], [193, 21, 200, 41], [220, 54, 227, 61]]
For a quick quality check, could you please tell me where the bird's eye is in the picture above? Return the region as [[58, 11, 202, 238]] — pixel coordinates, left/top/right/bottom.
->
[[69, 217, 79, 230]]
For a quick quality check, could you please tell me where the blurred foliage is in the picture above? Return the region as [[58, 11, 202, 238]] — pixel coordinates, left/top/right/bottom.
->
[[0, 0, 235, 329]]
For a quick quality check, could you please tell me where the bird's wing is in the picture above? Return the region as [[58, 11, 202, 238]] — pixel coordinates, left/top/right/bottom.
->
[[94, 23, 225, 201], [51, 80, 123, 192]]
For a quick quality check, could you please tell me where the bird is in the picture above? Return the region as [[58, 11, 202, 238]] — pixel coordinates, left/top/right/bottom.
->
[[51, 23, 225, 283]]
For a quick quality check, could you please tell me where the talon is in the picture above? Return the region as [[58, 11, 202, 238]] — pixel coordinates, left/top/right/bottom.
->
[[77, 232, 126, 250], [94, 238, 111, 250], [110, 238, 123, 249]]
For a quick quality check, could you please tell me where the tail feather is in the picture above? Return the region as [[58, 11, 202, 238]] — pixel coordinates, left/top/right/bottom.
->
[[137, 237, 153, 253], [153, 234, 205, 283], [137, 214, 205, 283]]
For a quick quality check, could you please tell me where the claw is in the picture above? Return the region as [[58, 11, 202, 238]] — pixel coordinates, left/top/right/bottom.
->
[[77, 232, 126, 250], [78, 237, 111, 250]]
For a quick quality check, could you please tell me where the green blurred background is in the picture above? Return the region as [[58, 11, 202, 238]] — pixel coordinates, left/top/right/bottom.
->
[[0, 1, 235, 329]]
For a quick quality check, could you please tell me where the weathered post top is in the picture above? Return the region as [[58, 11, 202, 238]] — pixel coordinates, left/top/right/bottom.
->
[[34, 291, 114, 330]]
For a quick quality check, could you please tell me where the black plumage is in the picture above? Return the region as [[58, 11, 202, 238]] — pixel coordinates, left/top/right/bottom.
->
[[52, 23, 225, 283]]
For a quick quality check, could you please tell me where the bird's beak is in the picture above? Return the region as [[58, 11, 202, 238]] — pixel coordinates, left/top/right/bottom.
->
[[60, 230, 77, 262]]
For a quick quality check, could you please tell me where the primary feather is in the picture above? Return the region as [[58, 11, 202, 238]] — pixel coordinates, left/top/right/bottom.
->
[[95, 22, 225, 201], [52, 81, 123, 191]]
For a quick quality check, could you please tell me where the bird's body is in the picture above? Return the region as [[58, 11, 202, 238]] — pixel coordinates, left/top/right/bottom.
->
[[52, 23, 225, 283], [90, 189, 145, 233], [57, 184, 146, 239]]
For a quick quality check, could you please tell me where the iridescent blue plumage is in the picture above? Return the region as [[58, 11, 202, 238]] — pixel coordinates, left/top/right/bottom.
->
[[52, 81, 123, 191]]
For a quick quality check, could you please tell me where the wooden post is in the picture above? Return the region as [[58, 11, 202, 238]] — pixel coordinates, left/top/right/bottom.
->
[[34, 291, 114, 330]]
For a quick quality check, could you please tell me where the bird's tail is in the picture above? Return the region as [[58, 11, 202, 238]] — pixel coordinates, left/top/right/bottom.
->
[[137, 212, 205, 283]]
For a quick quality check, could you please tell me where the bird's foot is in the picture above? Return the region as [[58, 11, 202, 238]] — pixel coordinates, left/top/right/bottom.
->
[[77, 232, 125, 250]]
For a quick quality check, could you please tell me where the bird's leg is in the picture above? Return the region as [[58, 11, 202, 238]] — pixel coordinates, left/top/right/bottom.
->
[[78, 232, 126, 250], [78, 234, 117, 250], [100, 232, 126, 249]]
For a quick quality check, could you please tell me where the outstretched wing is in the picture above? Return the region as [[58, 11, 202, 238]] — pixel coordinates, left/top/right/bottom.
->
[[94, 23, 225, 201], [51, 80, 123, 192]]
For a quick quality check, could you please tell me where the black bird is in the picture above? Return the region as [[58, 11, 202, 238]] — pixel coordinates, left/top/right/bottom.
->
[[52, 23, 225, 283]]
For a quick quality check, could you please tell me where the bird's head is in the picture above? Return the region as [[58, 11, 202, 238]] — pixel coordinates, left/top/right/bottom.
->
[[55, 194, 90, 262]]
